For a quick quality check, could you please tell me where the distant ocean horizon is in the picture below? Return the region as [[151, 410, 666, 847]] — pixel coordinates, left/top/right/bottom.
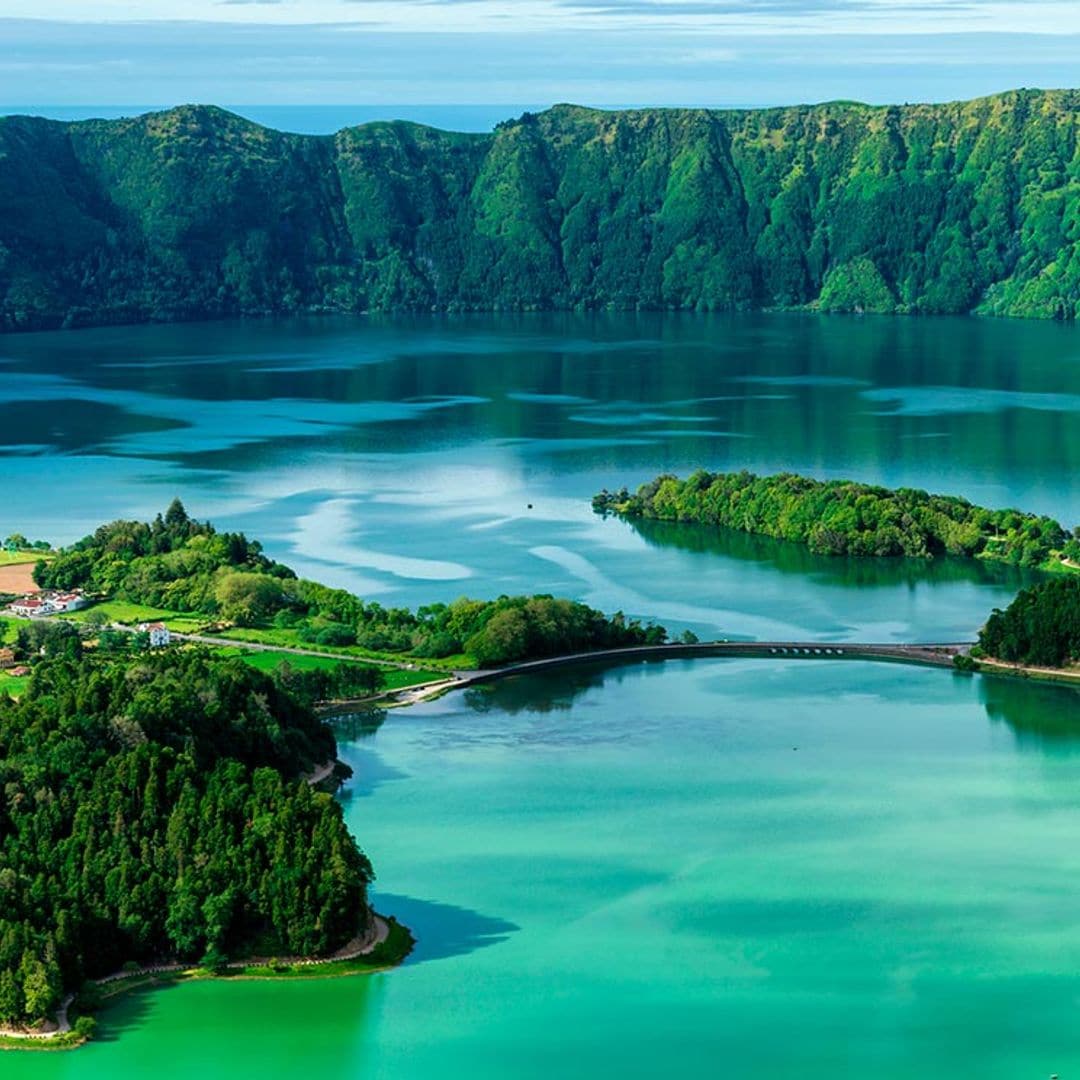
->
[[0, 104, 560, 133], [0, 102, 753, 134]]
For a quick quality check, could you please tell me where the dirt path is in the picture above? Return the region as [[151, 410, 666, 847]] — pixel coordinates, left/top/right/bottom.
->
[[305, 760, 337, 786], [0, 995, 73, 1040], [976, 655, 1080, 684]]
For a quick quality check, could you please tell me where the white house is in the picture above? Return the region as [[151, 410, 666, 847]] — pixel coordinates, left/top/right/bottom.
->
[[138, 622, 171, 648], [8, 590, 87, 617], [10, 597, 47, 617], [49, 592, 87, 613]]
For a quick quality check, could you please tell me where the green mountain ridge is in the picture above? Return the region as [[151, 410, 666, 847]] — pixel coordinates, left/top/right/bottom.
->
[[3, 90, 1080, 330]]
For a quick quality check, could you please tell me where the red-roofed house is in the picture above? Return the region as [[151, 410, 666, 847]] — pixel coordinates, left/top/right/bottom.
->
[[10, 597, 46, 617]]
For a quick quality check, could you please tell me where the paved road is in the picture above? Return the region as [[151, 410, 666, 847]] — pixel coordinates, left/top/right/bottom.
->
[[112, 624, 971, 688], [322, 640, 974, 711], [455, 640, 970, 687], [103, 621, 977, 710]]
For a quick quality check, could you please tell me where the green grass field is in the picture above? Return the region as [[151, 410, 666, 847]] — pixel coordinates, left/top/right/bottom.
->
[[216, 648, 341, 673], [0, 550, 50, 566], [160, 616, 206, 632], [0, 616, 19, 644], [381, 668, 447, 690], [58, 601, 203, 632], [214, 646, 443, 690], [217, 626, 466, 670], [0, 673, 30, 698], [60, 600, 175, 624]]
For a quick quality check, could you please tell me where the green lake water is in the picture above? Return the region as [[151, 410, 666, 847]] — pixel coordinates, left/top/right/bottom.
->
[[3, 311, 1080, 1075], [10, 664, 1080, 1078]]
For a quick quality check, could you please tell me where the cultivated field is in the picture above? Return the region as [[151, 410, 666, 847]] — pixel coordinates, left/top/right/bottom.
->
[[0, 563, 38, 595]]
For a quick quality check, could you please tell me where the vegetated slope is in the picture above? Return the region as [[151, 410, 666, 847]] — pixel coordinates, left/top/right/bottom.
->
[[0, 650, 372, 1028], [978, 576, 1080, 666], [3, 89, 1080, 330], [593, 470, 1079, 568]]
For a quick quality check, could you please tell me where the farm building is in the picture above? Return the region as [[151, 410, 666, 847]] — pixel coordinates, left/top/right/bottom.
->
[[138, 622, 171, 648]]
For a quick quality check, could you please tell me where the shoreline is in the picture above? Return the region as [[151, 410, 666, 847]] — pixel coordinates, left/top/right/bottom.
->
[[0, 914, 411, 1052], [971, 654, 1080, 686]]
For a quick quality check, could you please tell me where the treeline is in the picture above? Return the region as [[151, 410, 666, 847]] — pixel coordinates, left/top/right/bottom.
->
[[35, 497, 294, 602], [978, 577, 1080, 668], [0, 650, 371, 1027], [8, 91, 1080, 331], [2, 535, 50, 552], [272, 661, 384, 708], [277, 589, 666, 665], [38, 501, 666, 665], [594, 471, 1077, 568]]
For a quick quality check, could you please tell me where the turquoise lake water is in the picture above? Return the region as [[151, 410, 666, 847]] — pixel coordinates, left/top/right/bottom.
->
[[3, 311, 1078, 640], [2, 311, 1080, 1076]]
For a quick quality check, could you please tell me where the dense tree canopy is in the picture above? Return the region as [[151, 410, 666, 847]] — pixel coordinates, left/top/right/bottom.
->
[[6, 92, 1080, 329], [0, 651, 370, 1027], [595, 470, 1075, 568], [979, 577, 1080, 667], [35, 498, 293, 603], [35, 503, 665, 665]]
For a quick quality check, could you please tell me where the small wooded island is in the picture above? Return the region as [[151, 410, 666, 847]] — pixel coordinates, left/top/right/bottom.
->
[[596, 470, 1080, 679], [594, 470, 1080, 570]]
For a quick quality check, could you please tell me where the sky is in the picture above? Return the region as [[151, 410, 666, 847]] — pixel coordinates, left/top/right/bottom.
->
[[2, 1, 1080, 116]]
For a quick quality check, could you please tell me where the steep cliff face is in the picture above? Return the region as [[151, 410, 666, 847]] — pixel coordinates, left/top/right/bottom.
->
[[2, 91, 1079, 330]]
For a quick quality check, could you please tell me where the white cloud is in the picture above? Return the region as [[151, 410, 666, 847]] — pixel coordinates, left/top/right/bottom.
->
[[5, 0, 1080, 34], [2, 10, 1080, 106]]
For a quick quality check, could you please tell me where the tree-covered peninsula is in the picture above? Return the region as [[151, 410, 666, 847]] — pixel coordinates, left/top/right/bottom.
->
[[593, 470, 1078, 569], [0, 650, 372, 1031], [6, 89, 1080, 330], [35, 500, 665, 665]]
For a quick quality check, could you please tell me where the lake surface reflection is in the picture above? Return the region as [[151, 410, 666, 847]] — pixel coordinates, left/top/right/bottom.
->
[[2, 311, 1078, 641], [4, 312, 1080, 1079]]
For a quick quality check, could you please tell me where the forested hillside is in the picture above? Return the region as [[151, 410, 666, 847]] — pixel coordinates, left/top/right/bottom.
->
[[0, 651, 371, 1028], [978, 577, 1080, 667], [4, 90, 1080, 329]]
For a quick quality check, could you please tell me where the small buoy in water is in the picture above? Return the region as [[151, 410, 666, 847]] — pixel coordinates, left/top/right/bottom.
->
[[527, 503, 533, 509], [793, 747, 799, 751]]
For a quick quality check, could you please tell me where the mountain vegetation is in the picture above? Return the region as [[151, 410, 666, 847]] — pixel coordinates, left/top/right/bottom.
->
[[36, 500, 666, 665], [0, 650, 371, 1028], [978, 576, 1080, 667], [5, 90, 1080, 329], [593, 470, 1078, 568]]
